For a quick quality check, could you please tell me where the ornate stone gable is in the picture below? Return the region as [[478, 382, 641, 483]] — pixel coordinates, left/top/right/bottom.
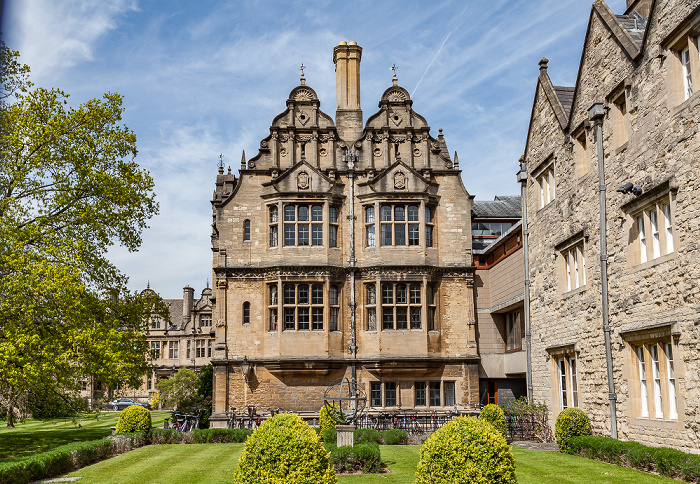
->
[[264, 159, 337, 194], [360, 159, 434, 195]]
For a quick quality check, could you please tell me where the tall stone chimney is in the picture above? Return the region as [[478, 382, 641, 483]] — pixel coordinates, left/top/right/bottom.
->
[[183, 285, 194, 327], [333, 41, 363, 143]]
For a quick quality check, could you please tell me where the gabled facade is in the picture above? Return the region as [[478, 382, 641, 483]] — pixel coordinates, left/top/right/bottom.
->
[[209, 42, 480, 425], [524, 0, 700, 452]]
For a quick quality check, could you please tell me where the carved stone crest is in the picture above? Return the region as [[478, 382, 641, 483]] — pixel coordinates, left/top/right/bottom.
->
[[394, 171, 407, 190], [387, 89, 407, 102], [293, 88, 314, 101], [298, 171, 310, 190]]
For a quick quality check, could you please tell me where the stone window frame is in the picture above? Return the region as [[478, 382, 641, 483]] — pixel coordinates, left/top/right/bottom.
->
[[150, 314, 161, 330], [380, 281, 422, 331], [607, 82, 630, 151], [243, 219, 251, 242], [266, 201, 339, 249], [195, 339, 207, 358], [368, 380, 457, 409], [168, 340, 179, 359], [621, 179, 678, 270], [242, 302, 250, 325], [546, 343, 579, 413], [662, 7, 700, 107], [362, 200, 436, 248], [370, 381, 382, 407], [150, 340, 161, 359], [267, 281, 338, 333], [571, 123, 589, 177], [364, 279, 437, 332], [555, 232, 587, 295], [200, 313, 212, 328], [269, 205, 279, 247], [620, 323, 683, 425], [532, 155, 555, 209], [207, 339, 212, 358]]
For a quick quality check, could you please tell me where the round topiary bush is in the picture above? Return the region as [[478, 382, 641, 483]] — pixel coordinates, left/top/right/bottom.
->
[[319, 404, 344, 431], [115, 405, 151, 433], [555, 407, 592, 453], [478, 403, 507, 438], [233, 413, 337, 484], [415, 416, 516, 484]]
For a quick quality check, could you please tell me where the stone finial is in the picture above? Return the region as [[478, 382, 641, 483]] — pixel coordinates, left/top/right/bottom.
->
[[241, 150, 246, 170], [453, 151, 459, 169], [391, 64, 398, 86], [539, 57, 549, 74], [228, 166, 231, 174], [300, 72, 306, 86], [218, 153, 224, 174], [438, 128, 444, 139]]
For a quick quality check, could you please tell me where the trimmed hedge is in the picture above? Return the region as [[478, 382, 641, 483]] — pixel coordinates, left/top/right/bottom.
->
[[566, 435, 700, 482], [555, 408, 591, 453], [381, 429, 408, 445], [415, 416, 516, 484], [354, 428, 381, 444], [233, 413, 336, 483], [322, 428, 337, 445], [330, 442, 381, 474], [115, 405, 151, 434], [0, 434, 146, 484], [479, 404, 507, 438]]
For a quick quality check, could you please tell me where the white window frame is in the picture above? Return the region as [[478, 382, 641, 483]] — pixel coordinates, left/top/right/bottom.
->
[[664, 343, 678, 420], [637, 345, 649, 418]]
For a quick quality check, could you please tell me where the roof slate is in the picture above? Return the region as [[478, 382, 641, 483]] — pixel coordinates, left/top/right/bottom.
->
[[617, 15, 645, 49], [472, 195, 522, 219], [553, 86, 575, 119]]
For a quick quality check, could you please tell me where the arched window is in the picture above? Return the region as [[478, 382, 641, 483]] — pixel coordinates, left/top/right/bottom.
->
[[243, 220, 251, 241], [243, 302, 250, 325]]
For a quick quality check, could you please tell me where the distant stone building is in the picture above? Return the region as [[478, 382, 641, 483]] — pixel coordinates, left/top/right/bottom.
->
[[523, 0, 700, 452], [209, 41, 481, 426]]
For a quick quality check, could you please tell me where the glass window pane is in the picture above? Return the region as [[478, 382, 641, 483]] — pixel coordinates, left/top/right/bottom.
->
[[329, 206, 338, 223], [330, 225, 338, 248], [382, 284, 393, 304], [396, 307, 407, 329], [394, 206, 405, 221], [396, 284, 407, 304], [298, 225, 309, 246], [284, 225, 295, 246], [381, 224, 392, 245], [415, 382, 426, 406], [371, 382, 382, 407], [312, 284, 323, 304], [367, 226, 375, 247], [330, 308, 338, 331], [429, 382, 441, 406], [244, 220, 250, 241], [367, 308, 376, 331], [312, 225, 323, 245], [410, 284, 421, 304], [311, 205, 323, 221], [410, 307, 421, 329], [269, 308, 278, 330], [395, 224, 406, 245], [366, 206, 375, 223], [408, 205, 419, 221], [329, 286, 338, 305], [444, 382, 455, 406], [270, 205, 278, 222], [298, 284, 309, 304], [382, 310, 394, 330], [381, 205, 392, 221], [385, 382, 396, 407], [366, 284, 376, 305], [298, 308, 309, 330], [284, 205, 295, 221], [284, 308, 295, 330], [284, 284, 295, 304], [409, 224, 419, 245], [270, 225, 278, 247], [298, 205, 309, 221], [312, 308, 323, 330], [425, 206, 432, 223], [426, 226, 433, 247]]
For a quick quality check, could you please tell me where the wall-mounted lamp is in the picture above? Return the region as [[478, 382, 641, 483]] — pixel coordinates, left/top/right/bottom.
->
[[241, 356, 251, 381], [616, 182, 643, 196]]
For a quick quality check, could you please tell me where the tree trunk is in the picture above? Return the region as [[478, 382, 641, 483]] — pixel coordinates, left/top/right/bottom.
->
[[5, 394, 15, 428]]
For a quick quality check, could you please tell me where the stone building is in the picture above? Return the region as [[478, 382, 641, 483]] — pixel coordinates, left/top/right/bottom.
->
[[209, 41, 480, 426], [472, 198, 526, 405], [523, 0, 700, 451]]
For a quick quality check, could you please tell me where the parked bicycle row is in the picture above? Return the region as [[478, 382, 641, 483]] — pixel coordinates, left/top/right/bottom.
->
[[356, 407, 467, 434], [163, 409, 205, 432]]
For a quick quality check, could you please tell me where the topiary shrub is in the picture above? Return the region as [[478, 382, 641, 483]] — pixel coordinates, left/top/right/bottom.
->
[[330, 442, 381, 474], [555, 407, 592, 453], [233, 413, 337, 484], [319, 404, 344, 431], [415, 416, 516, 484], [478, 403, 507, 438], [115, 405, 151, 434]]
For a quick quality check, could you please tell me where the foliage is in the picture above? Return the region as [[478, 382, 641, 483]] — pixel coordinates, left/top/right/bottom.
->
[[354, 428, 381, 444], [555, 407, 592, 453], [329, 442, 382, 474], [232, 413, 336, 484], [478, 403, 507, 438], [501, 396, 553, 442], [192, 428, 252, 444], [381, 429, 408, 445], [319, 404, 344, 430], [26, 383, 89, 419], [0, 433, 148, 484], [0, 41, 162, 427], [157, 368, 198, 410], [149, 391, 159, 410], [565, 435, 700, 482], [415, 416, 516, 484], [196, 365, 213, 428], [322, 428, 337, 445], [114, 405, 151, 434]]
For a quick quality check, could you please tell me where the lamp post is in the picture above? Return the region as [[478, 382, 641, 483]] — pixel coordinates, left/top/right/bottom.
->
[[589, 102, 618, 439], [343, 149, 358, 412], [241, 356, 251, 382], [517, 156, 533, 400]]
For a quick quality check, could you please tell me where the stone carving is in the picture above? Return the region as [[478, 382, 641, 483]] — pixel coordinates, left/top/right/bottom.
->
[[319, 147, 328, 157], [373, 133, 388, 142], [298, 171, 310, 189], [394, 171, 407, 190], [279, 147, 287, 157], [293, 88, 315, 101], [390, 112, 403, 127], [297, 111, 310, 126], [248, 161, 256, 169], [271, 132, 279, 141], [387, 89, 407, 102], [296, 134, 312, 142], [373, 147, 382, 157], [391, 135, 407, 143], [260, 140, 268, 149], [413, 147, 421, 157], [279, 134, 290, 142], [431, 141, 440, 151]]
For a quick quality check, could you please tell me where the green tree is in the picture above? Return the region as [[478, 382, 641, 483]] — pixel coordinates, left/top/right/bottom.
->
[[157, 368, 199, 410], [0, 41, 161, 426]]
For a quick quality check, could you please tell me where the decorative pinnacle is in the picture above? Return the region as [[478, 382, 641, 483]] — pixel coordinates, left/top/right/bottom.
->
[[218, 153, 224, 174], [241, 150, 246, 170], [453, 151, 459, 169], [539, 57, 549, 74], [390, 64, 398, 86]]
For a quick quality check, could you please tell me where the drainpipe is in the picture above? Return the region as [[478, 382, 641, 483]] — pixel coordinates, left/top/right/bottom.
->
[[517, 157, 533, 400], [344, 150, 359, 411], [588, 102, 618, 439]]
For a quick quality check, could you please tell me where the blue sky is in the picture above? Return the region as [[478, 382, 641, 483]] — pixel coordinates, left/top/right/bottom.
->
[[2, 0, 627, 298]]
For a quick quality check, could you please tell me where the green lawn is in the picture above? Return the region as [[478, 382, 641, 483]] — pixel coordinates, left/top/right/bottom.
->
[[0, 411, 171, 460], [64, 444, 679, 484]]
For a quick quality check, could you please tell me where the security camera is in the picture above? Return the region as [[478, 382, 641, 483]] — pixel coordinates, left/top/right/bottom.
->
[[617, 183, 634, 194]]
